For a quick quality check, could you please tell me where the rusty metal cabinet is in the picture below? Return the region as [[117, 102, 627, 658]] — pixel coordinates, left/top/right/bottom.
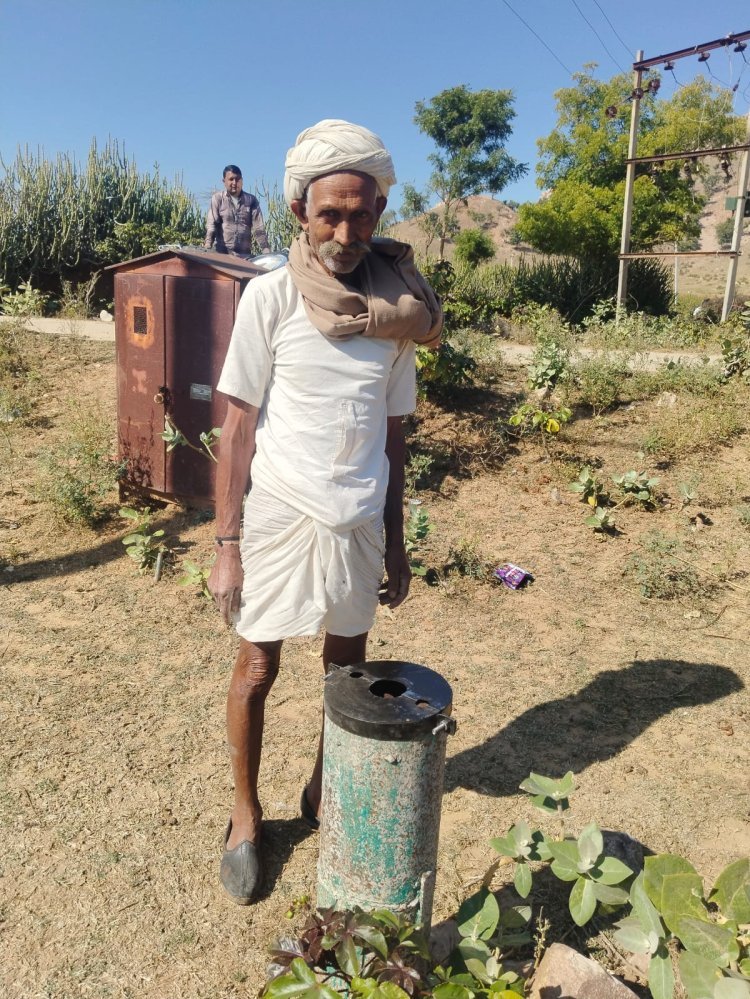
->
[[110, 249, 265, 505]]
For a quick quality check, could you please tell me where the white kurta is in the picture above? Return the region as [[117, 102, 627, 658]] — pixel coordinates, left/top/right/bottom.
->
[[216, 266, 416, 640]]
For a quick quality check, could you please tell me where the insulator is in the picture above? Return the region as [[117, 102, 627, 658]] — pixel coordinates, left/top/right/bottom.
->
[[632, 86, 644, 100], [605, 104, 619, 118], [697, 51, 710, 63], [664, 60, 675, 70], [647, 78, 661, 93], [733, 41, 746, 53]]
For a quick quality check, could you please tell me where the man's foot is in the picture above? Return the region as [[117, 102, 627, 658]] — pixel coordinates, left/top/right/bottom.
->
[[220, 819, 262, 905], [300, 786, 320, 831], [225, 808, 262, 849]]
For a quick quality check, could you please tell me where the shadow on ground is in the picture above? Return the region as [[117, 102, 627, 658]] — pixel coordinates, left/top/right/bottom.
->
[[445, 659, 743, 797], [256, 820, 318, 903]]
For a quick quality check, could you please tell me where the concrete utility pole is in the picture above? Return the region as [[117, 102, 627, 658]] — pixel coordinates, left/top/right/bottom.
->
[[721, 109, 750, 322], [616, 50, 644, 315]]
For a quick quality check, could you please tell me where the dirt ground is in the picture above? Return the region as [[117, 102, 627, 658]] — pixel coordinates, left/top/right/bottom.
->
[[1, 333, 748, 999]]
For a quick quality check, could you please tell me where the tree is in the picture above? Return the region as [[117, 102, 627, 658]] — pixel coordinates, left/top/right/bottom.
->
[[515, 68, 743, 260], [454, 228, 495, 266], [401, 85, 527, 258]]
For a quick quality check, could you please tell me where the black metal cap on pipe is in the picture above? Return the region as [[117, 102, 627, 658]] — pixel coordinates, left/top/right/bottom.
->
[[323, 660, 453, 740]]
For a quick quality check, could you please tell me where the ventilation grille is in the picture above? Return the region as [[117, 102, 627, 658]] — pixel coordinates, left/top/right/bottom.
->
[[133, 306, 148, 335]]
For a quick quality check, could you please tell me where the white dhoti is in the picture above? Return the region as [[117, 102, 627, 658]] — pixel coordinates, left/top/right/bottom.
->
[[235, 487, 385, 643]]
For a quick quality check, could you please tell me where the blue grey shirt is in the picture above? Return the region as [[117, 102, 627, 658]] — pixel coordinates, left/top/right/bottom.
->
[[204, 190, 270, 254]]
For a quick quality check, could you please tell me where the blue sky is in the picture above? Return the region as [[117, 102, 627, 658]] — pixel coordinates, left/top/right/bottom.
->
[[1, 0, 749, 214]]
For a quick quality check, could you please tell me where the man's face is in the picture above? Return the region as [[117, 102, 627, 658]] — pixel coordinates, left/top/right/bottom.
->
[[223, 171, 243, 196], [292, 171, 386, 275]]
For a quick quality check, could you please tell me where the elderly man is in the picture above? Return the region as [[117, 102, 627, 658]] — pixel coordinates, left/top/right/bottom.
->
[[208, 120, 442, 904], [204, 164, 270, 255]]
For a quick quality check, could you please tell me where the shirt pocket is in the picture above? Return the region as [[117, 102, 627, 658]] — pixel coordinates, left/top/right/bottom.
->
[[331, 400, 370, 479]]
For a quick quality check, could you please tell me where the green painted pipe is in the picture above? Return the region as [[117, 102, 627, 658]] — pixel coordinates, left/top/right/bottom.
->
[[317, 661, 455, 928]]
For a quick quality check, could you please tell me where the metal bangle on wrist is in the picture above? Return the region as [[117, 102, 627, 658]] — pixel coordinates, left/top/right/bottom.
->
[[215, 535, 241, 547]]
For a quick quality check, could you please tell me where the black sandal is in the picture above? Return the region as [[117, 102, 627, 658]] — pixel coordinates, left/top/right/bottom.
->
[[300, 788, 320, 831], [219, 819, 262, 904]]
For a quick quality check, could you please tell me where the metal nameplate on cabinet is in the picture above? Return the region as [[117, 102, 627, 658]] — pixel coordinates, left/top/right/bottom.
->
[[189, 383, 212, 402]]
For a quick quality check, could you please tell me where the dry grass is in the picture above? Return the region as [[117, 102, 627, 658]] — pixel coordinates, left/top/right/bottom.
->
[[641, 392, 746, 460], [1, 335, 749, 998]]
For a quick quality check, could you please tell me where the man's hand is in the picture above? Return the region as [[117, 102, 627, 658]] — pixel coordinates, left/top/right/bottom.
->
[[380, 543, 411, 609], [208, 546, 244, 626]]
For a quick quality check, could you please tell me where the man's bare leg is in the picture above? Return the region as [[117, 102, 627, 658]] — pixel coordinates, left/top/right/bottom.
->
[[226, 637, 282, 848], [304, 631, 368, 819]]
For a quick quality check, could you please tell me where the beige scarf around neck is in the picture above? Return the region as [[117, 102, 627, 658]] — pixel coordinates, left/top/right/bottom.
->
[[287, 233, 442, 349]]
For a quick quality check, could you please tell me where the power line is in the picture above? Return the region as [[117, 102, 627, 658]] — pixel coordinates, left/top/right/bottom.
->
[[589, 0, 634, 60], [500, 0, 573, 76], [569, 0, 628, 74]]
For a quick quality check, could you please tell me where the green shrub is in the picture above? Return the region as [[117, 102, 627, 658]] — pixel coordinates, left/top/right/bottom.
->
[[716, 217, 735, 249], [454, 227, 495, 266], [51, 275, 101, 319], [37, 405, 123, 526], [416, 339, 476, 400], [446, 538, 489, 579], [582, 299, 710, 350], [0, 281, 48, 317], [404, 450, 434, 495], [573, 352, 629, 415], [528, 336, 572, 391], [626, 257, 673, 315]]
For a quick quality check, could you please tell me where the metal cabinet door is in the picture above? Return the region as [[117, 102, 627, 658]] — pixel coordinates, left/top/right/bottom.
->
[[163, 276, 236, 503], [115, 273, 166, 492]]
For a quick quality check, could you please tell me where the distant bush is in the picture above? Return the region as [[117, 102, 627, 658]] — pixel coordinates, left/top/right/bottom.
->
[[0, 139, 204, 297], [716, 218, 734, 249], [453, 228, 495, 267], [626, 258, 673, 315], [420, 252, 674, 337], [451, 256, 671, 325]]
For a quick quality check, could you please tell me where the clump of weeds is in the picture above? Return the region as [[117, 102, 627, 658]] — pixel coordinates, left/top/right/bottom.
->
[[37, 404, 123, 526], [404, 500, 433, 577], [641, 394, 744, 459], [405, 449, 435, 496], [0, 319, 43, 424], [572, 352, 629, 416], [445, 538, 489, 580], [626, 531, 706, 600]]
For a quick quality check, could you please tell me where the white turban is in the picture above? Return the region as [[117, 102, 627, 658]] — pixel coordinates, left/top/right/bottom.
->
[[284, 119, 396, 206]]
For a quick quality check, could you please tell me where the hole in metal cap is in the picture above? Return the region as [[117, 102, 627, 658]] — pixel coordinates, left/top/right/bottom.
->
[[369, 679, 407, 699], [349, 671, 363, 678]]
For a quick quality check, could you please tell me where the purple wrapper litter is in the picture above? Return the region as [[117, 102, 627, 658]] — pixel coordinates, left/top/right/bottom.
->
[[493, 563, 533, 590]]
